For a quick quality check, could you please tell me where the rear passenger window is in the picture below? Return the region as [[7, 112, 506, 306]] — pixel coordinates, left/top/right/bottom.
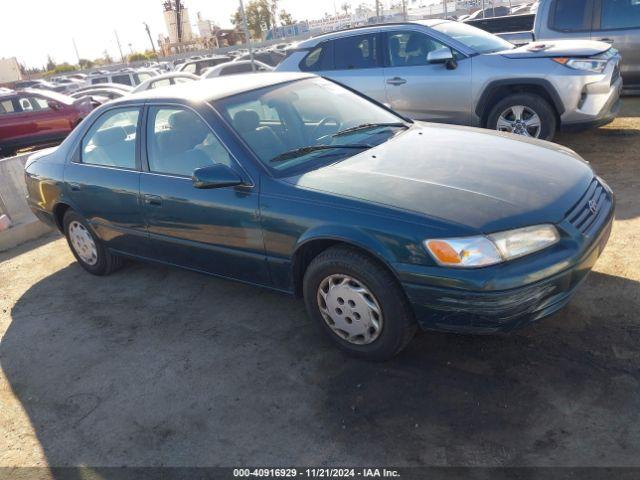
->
[[112, 74, 133, 86], [146, 107, 232, 177], [551, 0, 593, 31], [334, 34, 380, 70], [91, 77, 108, 84], [82, 108, 139, 169], [0, 100, 15, 114], [601, 0, 640, 29], [300, 44, 333, 71]]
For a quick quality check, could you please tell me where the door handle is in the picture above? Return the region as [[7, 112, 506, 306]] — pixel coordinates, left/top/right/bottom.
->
[[144, 194, 162, 207], [599, 38, 614, 44], [386, 76, 407, 86], [69, 183, 81, 192]]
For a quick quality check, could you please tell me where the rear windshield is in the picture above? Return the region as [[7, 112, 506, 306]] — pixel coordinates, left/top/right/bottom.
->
[[432, 21, 514, 53]]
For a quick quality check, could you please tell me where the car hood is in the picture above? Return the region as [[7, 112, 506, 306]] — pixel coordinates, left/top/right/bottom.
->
[[282, 123, 594, 232], [499, 40, 611, 59]]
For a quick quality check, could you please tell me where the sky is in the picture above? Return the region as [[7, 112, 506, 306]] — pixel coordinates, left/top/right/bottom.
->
[[0, 0, 381, 69]]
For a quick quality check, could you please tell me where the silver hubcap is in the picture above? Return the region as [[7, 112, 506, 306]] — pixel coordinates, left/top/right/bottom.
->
[[68, 221, 98, 266], [317, 274, 383, 345], [496, 105, 542, 138]]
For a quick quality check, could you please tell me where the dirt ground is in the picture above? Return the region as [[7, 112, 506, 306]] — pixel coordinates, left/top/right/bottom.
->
[[1, 100, 639, 470]]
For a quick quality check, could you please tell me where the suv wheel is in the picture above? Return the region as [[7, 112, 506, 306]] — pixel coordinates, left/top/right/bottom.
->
[[63, 210, 123, 276], [303, 246, 416, 361], [487, 93, 557, 141]]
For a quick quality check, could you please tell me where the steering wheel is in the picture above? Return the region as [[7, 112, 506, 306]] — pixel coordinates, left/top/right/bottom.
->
[[311, 116, 342, 143]]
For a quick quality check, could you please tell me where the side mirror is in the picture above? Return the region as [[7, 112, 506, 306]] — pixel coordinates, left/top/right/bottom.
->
[[47, 100, 61, 110], [192, 164, 243, 189], [427, 47, 457, 70]]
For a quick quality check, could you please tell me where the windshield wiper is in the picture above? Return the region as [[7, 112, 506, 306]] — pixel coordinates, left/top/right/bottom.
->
[[269, 144, 372, 163], [332, 122, 409, 138]]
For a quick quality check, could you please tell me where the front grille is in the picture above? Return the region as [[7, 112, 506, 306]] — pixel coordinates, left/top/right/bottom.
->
[[566, 178, 612, 236]]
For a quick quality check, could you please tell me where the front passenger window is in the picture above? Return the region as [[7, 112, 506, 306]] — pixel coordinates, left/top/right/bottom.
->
[[82, 108, 139, 169], [387, 32, 448, 67], [146, 107, 232, 177]]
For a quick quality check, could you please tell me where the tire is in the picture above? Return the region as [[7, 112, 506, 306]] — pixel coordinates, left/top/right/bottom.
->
[[63, 210, 123, 276], [486, 93, 557, 141], [303, 246, 417, 361]]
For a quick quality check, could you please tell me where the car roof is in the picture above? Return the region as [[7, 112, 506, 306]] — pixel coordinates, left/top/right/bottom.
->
[[123, 72, 313, 103], [295, 20, 448, 48]]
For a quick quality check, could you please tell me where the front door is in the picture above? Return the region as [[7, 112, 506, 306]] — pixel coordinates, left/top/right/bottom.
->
[[382, 30, 472, 124], [65, 106, 148, 256], [592, 0, 640, 89], [139, 105, 269, 285]]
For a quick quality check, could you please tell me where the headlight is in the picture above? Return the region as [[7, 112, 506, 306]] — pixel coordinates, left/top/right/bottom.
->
[[424, 224, 560, 268], [552, 57, 607, 73]]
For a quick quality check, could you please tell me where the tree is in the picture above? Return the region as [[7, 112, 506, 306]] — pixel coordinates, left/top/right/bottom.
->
[[231, 0, 282, 39], [128, 53, 148, 62], [341, 2, 351, 15], [279, 9, 295, 25], [78, 58, 94, 70], [46, 55, 56, 71]]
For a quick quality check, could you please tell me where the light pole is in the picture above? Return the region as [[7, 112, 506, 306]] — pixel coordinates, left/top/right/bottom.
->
[[72, 38, 81, 66], [238, 0, 256, 71], [114, 30, 125, 64], [143, 22, 158, 57]]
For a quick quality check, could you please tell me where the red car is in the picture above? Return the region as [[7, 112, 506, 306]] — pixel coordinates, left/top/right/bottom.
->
[[0, 89, 93, 156]]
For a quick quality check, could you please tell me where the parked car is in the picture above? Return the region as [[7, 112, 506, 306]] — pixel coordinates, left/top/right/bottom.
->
[[277, 20, 622, 140], [70, 87, 129, 107], [201, 60, 273, 78], [177, 56, 232, 75], [73, 83, 134, 94], [463, 5, 511, 20], [478, 0, 640, 93], [24, 73, 614, 359], [234, 50, 286, 67], [87, 69, 158, 87], [0, 89, 92, 156], [131, 72, 200, 93]]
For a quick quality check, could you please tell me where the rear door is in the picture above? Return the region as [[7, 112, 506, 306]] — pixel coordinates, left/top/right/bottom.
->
[[304, 33, 388, 106], [64, 106, 147, 255], [592, 0, 640, 89], [382, 30, 472, 124]]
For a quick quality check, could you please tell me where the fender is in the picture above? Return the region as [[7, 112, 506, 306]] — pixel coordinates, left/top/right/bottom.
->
[[474, 78, 565, 120]]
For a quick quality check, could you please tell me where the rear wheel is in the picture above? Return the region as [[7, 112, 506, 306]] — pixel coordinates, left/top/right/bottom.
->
[[303, 246, 416, 361], [487, 93, 557, 141], [63, 210, 123, 276]]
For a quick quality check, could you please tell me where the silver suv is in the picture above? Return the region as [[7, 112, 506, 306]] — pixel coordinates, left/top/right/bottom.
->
[[277, 20, 622, 140]]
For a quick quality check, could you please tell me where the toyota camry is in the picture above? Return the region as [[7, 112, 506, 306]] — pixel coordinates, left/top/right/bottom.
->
[[25, 73, 614, 360]]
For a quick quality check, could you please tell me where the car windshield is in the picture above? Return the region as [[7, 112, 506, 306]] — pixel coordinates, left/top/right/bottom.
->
[[432, 21, 514, 53], [215, 77, 408, 177]]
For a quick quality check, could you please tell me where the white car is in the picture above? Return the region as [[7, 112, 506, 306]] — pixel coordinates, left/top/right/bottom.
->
[[200, 60, 273, 79], [87, 69, 159, 87], [131, 72, 200, 93]]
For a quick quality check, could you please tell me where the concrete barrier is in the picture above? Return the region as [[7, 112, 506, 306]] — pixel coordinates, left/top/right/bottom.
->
[[0, 152, 54, 252]]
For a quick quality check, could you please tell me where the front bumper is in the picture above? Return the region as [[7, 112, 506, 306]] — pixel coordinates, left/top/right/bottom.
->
[[399, 193, 614, 334]]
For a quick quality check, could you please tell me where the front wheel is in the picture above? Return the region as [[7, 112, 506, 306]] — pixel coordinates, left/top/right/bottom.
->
[[63, 210, 123, 276], [487, 93, 557, 141], [303, 246, 416, 361]]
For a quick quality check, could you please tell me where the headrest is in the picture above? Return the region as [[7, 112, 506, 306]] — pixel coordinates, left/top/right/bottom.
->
[[233, 109, 260, 133], [168, 110, 195, 130], [92, 127, 127, 147], [406, 34, 426, 53]]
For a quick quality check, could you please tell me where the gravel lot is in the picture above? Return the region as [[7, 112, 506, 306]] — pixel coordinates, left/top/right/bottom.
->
[[1, 99, 639, 470]]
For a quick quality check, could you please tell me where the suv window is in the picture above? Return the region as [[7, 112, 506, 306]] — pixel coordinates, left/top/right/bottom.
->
[[220, 63, 253, 75], [82, 108, 139, 169], [551, 0, 593, 31], [601, 0, 640, 29], [333, 34, 380, 70], [182, 63, 197, 74], [91, 77, 108, 84], [300, 42, 334, 71], [146, 107, 232, 177], [112, 74, 133, 86], [386, 31, 449, 67]]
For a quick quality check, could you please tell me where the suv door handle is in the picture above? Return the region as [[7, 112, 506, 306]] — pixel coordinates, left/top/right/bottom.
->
[[386, 76, 407, 86], [144, 194, 162, 207], [599, 38, 614, 44]]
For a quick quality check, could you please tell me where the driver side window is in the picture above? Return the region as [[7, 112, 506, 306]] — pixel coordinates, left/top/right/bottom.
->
[[387, 31, 448, 67]]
